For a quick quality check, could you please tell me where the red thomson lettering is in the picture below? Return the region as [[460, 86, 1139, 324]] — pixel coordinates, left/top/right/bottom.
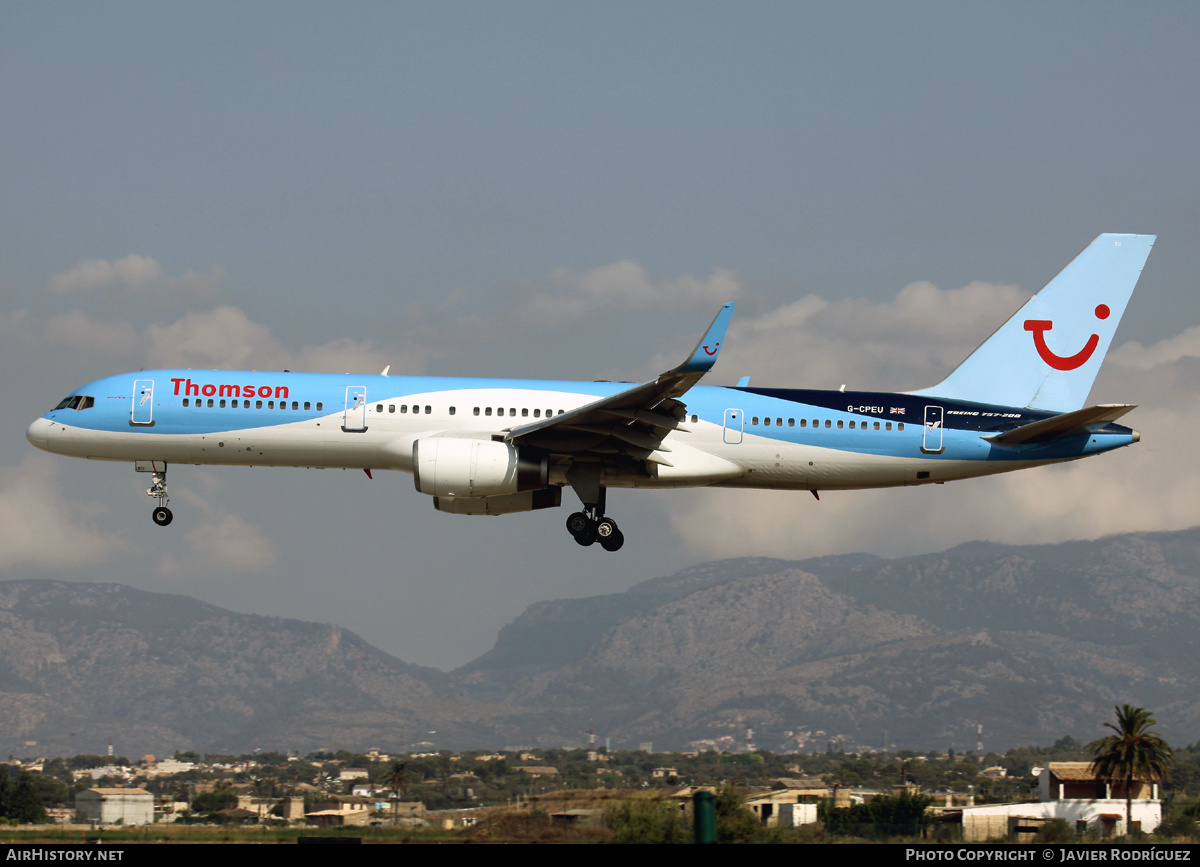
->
[[174, 379, 295, 401]]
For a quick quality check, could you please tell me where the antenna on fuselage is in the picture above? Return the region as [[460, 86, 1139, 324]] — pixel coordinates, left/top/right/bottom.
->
[[380, 365, 390, 376]]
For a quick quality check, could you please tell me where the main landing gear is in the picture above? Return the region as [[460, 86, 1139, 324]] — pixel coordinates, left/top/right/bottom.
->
[[146, 466, 172, 526], [564, 482, 624, 551], [566, 510, 624, 551]]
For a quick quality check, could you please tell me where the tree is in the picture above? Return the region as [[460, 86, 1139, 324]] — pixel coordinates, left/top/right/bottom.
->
[[382, 761, 409, 826], [1088, 705, 1173, 835], [606, 794, 687, 843]]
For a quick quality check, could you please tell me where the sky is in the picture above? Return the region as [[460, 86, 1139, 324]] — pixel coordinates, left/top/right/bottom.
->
[[2, 2, 1199, 670]]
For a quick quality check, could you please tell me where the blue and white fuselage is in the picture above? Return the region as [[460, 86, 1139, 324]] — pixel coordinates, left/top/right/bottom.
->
[[27, 234, 1154, 550]]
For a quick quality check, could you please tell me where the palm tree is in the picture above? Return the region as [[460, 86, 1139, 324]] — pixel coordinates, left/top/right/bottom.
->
[[383, 761, 409, 826], [1088, 704, 1172, 835]]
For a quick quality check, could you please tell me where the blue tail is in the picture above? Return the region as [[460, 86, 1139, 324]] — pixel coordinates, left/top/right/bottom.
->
[[911, 233, 1155, 412]]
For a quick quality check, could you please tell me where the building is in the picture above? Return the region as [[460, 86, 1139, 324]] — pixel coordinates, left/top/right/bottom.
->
[[960, 763, 1161, 841], [75, 788, 155, 825]]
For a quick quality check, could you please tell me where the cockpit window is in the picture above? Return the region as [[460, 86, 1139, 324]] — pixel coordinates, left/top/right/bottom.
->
[[53, 395, 94, 411]]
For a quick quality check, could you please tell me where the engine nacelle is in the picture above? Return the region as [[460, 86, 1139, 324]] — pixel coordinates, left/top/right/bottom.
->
[[413, 437, 548, 498]]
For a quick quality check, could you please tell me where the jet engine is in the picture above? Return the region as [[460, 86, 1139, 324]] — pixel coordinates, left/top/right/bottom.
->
[[412, 437, 548, 498]]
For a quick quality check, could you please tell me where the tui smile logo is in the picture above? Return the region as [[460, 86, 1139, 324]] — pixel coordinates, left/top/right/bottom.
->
[[1024, 304, 1110, 371], [703, 342, 720, 356]]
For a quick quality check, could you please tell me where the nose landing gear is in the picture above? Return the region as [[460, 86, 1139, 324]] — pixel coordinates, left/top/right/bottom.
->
[[143, 464, 172, 526]]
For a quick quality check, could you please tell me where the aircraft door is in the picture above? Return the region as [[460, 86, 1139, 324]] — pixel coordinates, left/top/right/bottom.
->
[[343, 386, 368, 432], [723, 408, 744, 444], [921, 405, 945, 454], [131, 379, 155, 426]]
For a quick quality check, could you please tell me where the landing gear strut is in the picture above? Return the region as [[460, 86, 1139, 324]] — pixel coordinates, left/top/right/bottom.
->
[[146, 467, 172, 526], [564, 485, 624, 551]]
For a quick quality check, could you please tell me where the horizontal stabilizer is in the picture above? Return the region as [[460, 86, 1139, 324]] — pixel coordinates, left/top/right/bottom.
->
[[983, 404, 1136, 446]]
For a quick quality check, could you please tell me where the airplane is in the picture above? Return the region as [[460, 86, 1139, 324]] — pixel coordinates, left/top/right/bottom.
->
[[27, 233, 1154, 552]]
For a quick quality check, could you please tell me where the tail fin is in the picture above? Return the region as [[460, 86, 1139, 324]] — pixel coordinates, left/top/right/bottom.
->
[[911, 233, 1155, 412]]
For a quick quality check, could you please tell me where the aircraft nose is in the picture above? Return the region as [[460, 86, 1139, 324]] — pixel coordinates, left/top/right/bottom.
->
[[26, 417, 51, 450]]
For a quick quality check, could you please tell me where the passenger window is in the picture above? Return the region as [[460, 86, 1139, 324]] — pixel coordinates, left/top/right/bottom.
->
[[508, 407, 515, 416], [305, 402, 311, 410], [182, 398, 189, 407], [401, 405, 407, 413], [752, 417, 759, 425], [522, 408, 529, 417], [873, 421, 880, 430], [376, 404, 383, 413], [219, 399, 226, 408], [898, 422, 905, 431], [449, 406, 456, 415], [691, 414, 698, 423], [292, 401, 299, 410], [425, 406, 431, 414], [268, 401, 274, 409], [837, 420, 844, 429], [208, 399, 215, 408], [848, 421, 855, 429], [764, 417, 771, 426], [485, 407, 492, 416], [799, 419, 806, 427], [316, 402, 323, 411], [776, 417, 783, 426], [473, 407, 480, 416], [824, 420, 831, 428], [886, 421, 892, 430], [256, 400, 263, 409], [534, 409, 541, 418]]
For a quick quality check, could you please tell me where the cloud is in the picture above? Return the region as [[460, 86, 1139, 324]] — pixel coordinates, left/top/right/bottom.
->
[[143, 305, 403, 374], [45, 254, 223, 300], [0, 309, 39, 351], [145, 306, 283, 369], [524, 261, 747, 326], [0, 457, 125, 570], [44, 310, 140, 358], [154, 481, 279, 583], [711, 279, 1029, 391], [1108, 325, 1200, 372]]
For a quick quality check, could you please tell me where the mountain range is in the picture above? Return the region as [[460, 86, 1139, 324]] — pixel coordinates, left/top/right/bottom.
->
[[3, 527, 1199, 756]]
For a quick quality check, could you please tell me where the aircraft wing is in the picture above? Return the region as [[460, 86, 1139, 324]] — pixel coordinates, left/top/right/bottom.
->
[[504, 302, 735, 466], [983, 404, 1137, 446]]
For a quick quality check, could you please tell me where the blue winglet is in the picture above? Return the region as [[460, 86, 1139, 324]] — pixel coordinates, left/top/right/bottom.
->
[[678, 302, 735, 374]]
